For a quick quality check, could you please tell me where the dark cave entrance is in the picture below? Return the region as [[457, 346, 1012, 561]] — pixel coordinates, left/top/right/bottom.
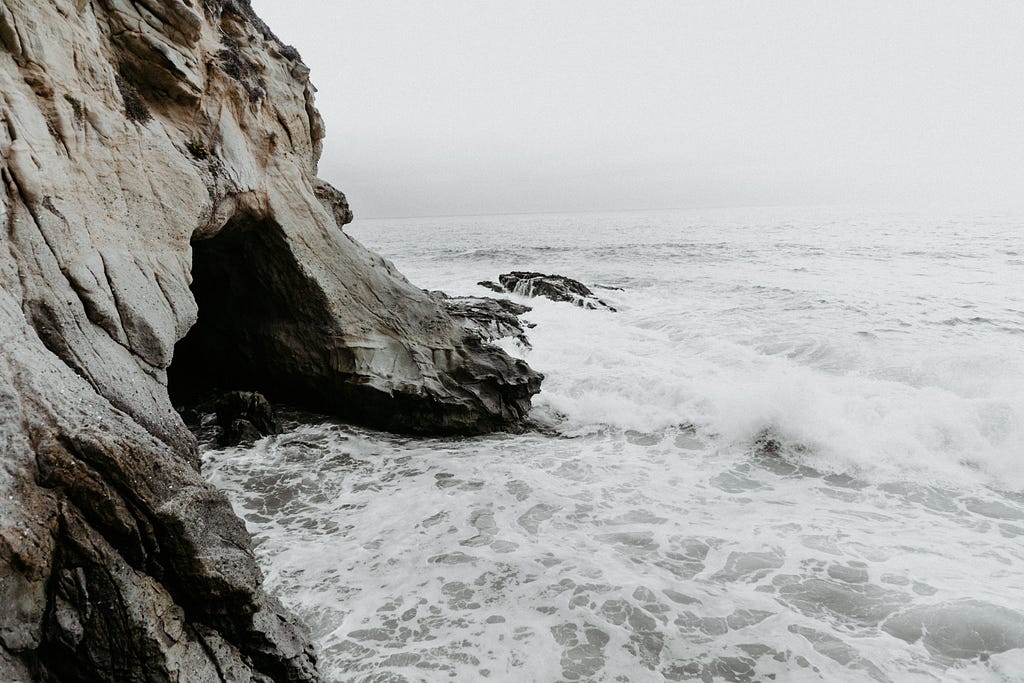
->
[[167, 214, 330, 408]]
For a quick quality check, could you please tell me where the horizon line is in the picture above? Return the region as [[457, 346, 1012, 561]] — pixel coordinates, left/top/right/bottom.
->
[[350, 200, 841, 222], [345, 198, 1014, 223]]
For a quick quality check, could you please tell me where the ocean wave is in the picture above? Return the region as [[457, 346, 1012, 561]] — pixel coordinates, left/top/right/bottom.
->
[[249, 209, 1024, 681], [515, 294, 1024, 490]]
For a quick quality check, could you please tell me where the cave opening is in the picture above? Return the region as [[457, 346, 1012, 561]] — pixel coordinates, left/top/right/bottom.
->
[[167, 214, 330, 408]]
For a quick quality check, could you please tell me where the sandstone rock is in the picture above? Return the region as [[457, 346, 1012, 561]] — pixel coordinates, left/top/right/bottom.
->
[[314, 178, 353, 229], [0, 290, 317, 681], [481, 271, 617, 311], [437, 292, 535, 348], [0, 0, 541, 680]]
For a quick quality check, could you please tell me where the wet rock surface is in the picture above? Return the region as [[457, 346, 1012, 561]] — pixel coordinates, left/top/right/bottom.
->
[[0, 0, 540, 680], [215, 390, 281, 446], [479, 271, 617, 311], [0, 297, 319, 681], [435, 292, 535, 348]]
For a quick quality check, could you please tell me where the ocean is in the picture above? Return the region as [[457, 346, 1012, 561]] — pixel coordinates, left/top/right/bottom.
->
[[203, 207, 1024, 682]]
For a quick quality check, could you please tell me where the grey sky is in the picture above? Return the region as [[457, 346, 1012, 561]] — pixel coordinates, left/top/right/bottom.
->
[[252, 1, 1024, 218]]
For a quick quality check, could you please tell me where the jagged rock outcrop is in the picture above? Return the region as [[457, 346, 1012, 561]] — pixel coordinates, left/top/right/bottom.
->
[[0, 0, 541, 679], [480, 271, 617, 311], [435, 292, 534, 348]]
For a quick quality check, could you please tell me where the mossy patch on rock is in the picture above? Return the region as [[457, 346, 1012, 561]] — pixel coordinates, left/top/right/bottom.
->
[[115, 74, 151, 123], [216, 45, 266, 102], [186, 139, 209, 159], [63, 93, 83, 120]]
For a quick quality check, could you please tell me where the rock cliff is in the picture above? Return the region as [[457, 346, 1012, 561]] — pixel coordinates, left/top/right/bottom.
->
[[0, 0, 541, 679]]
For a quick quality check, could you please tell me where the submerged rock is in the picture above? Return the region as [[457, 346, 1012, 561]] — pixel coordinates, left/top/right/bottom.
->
[[0, 0, 540, 680], [480, 271, 617, 311]]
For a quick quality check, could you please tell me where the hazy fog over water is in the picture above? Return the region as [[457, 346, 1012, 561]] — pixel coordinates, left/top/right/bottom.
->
[[252, 1, 1024, 218]]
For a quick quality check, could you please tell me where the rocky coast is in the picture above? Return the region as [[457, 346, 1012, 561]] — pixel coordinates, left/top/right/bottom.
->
[[0, 0, 540, 679]]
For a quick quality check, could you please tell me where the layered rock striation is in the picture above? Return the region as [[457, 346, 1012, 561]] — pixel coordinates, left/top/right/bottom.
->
[[0, 0, 541, 679], [435, 292, 534, 349]]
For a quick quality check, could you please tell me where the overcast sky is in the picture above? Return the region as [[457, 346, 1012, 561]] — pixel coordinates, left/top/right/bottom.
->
[[252, 1, 1024, 218]]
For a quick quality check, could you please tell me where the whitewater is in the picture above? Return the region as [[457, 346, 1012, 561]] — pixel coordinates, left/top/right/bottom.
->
[[203, 207, 1024, 681]]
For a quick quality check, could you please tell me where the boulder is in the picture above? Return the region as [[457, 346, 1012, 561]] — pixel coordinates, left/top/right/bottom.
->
[[215, 390, 280, 446]]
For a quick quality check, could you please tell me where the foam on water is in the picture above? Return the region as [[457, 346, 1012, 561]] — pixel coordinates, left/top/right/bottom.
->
[[355, 207, 1024, 488], [203, 207, 1024, 681], [515, 293, 1024, 488]]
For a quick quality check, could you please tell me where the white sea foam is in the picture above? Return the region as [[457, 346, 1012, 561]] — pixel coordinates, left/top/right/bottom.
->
[[356, 207, 1024, 489], [204, 207, 1024, 681], [513, 292, 1024, 488]]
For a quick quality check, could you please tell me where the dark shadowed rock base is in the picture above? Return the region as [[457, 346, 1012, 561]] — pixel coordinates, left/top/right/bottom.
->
[[215, 391, 281, 446], [166, 215, 541, 436]]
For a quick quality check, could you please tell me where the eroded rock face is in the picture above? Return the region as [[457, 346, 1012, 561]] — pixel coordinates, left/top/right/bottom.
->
[[0, 292, 319, 680], [481, 271, 617, 311], [436, 292, 535, 348], [0, 0, 541, 679], [166, 215, 542, 434]]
